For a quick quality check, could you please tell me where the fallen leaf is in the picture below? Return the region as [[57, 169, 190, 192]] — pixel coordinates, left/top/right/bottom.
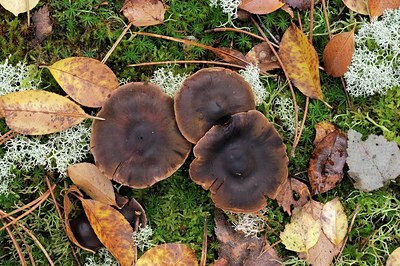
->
[[323, 29, 355, 77], [299, 231, 341, 266], [346, 129, 400, 192], [387, 247, 400, 266], [81, 199, 135, 266], [313, 121, 337, 145], [0, 90, 89, 135], [280, 206, 321, 252], [239, 0, 284, 15], [320, 198, 348, 245], [276, 178, 310, 215], [279, 23, 323, 101], [121, 0, 168, 27], [136, 243, 198, 266], [213, 47, 247, 66], [0, 0, 39, 16], [368, 0, 400, 17], [210, 258, 229, 266], [67, 163, 117, 207], [245, 42, 280, 72], [32, 5, 53, 44], [47, 57, 118, 108], [280, 0, 313, 10], [308, 130, 348, 195], [281, 4, 294, 18], [342, 0, 369, 15]]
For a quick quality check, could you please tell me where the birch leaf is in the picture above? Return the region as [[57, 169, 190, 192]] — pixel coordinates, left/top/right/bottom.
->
[[321, 198, 348, 245], [342, 0, 369, 15], [387, 247, 400, 266], [0, 0, 39, 16], [121, 0, 168, 27], [136, 243, 198, 266]]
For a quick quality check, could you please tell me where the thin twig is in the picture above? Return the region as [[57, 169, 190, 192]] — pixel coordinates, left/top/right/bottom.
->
[[200, 214, 208, 266], [297, 10, 303, 31], [4, 223, 27, 266], [0, 130, 17, 145], [371, 230, 384, 266], [340, 77, 352, 108], [309, 0, 315, 43], [255, 15, 280, 45], [26, 0, 30, 27], [291, 97, 309, 156], [102, 22, 133, 64], [0, 190, 48, 219], [337, 204, 360, 259], [13, 224, 36, 266], [128, 60, 247, 69], [44, 175, 64, 229]]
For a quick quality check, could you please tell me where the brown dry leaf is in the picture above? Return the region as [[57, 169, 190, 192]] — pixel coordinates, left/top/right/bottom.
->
[[321, 198, 348, 245], [32, 5, 53, 44], [81, 199, 135, 266], [210, 258, 229, 266], [121, 0, 167, 27], [47, 57, 118, 108], [299, 231, 341, 266], [279, 23, 323, 101], [313, 121, 337, 145], [0, 100, 4, 118], [308, 130, 348, 195], [239, 0, 284, 15], [323, 29, 355, 77], [281, 4, 294, 18], [0, 90, 89, 135], [280, 0, 313, 10], [369, 0, 400, 17], [67, 163, 117, 207], [245, 42, 280, 72], [136, 243, 198, 266], [342, 0, 369, 15], [387, 247, 400, 266], [276, 178, 310, 215], [63, 186, 95, 253], [0, 0, 39, 16], [213, 47, 247, 66]]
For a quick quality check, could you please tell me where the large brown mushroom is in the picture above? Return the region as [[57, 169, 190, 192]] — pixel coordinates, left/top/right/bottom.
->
[[174, 67, 256, 144], [189, 110, 288, 213], [91, 82, 191, 188]]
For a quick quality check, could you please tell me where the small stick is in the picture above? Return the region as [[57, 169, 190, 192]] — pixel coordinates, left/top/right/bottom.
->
[[337, 204, 360, 259], [4, 223, 27, 266], [291, 97, 309, 156], [128, 60, 247, 70], [44, 175, 64, 229], [255, 15, 280, 45], [0, 190, 49, 219], [297, 10, 303, 31], [102, 22, 133, 64], [371, 230, 384, 266], [200, 214, 208, 266], [309, 0, 315, 43], [0, 130, 17, 145], [206, 27, 276, 45], [13, 224, 36, 266], [26, 0, 30, 27]]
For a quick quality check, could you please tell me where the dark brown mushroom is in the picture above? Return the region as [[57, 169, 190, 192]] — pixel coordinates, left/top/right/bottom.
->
[[189, 110, 288, 213], [91, 82, 191, 188], [174, 67, 256, 144]]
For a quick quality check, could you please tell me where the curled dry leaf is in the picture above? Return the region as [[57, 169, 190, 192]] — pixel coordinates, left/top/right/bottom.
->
[[279, 24, 323, 101], [81, 199, 135, 266], [280, 0, 313, 10], [67, 163, 118, 207], [368, 0, 400, 17], [239, 0, 284, 15], [0, 0, 39, 16], [308, 129, 348, 195], [321, 198, 348, 246], [323, 29, 355, 77], [245, 42, 280, 72], [276, 178, 310, 215], [136, 243, 198, 266], [313, 121, 337, 145], [121, 0, 168, 27], [342, 0, 369, 15], [32, 5, 53, 44], [47, 57, 118, 108], [387, 247, 400, 266], [0, 90, 89, 135]]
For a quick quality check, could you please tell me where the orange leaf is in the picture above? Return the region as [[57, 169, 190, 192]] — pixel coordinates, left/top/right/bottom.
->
[[323, 29, 355, 77], [81, 199, 135, 266], [239, 0, 284, 15], [279, 24, 323, 100], [368, 0, 400, 17], [342, 0, 369, 15], [136, 243, 198, 266], [121, 0, 168, 27]]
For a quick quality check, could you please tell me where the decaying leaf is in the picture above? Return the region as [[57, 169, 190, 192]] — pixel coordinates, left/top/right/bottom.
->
[[368, 0, 400, 17], [308, 129, 348, 195], [323, 29, 355, 77], [32, 5, 53, 44], [342, 0, 369, 15], [313, 121, 337, 145], [67, 163, 118, 207], [136, 243, 198, 266], [321, 198, 348, 245], [0, 90, 89, 135], [276, 178, 310, 215], [387, 247, 400, 266], [245, 42, 280, 72], [0, 0, 39, 16], [347, 129, 400, 192], [239, 0, 284, 15], [214, 210, 281, 266], [213, 47, 247, 66], [280, 0, 312, 10], [279, 23, 323, 101], [81, 199, 135, 266], [121, 0, 168, 27], [280, 206, 321, 252], [47, 57, 118, 108]]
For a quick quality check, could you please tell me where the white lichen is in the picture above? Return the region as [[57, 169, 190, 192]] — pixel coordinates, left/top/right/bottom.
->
[[209, 0, 241, 18], [344, 8, 400, 97], [150, 67, 189, 98], [228, 207, 269, 237], [274, 97, 296, 136], [239, 64, 268, 105], [133, 225, 154, 251], [84, 248, 118, 266]]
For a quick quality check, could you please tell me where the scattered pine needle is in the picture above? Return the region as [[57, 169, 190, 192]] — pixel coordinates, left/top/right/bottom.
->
[[4, 224, 27, 266], [128, 60, 246, 69], [200, 214, 208, 266]]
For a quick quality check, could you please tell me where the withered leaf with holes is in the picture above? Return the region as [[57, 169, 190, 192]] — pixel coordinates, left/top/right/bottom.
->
[[121, 0, 168, 27], [276, 177, 310, 215], [245, 42, 280, 72], [32, 5, 53, 44]]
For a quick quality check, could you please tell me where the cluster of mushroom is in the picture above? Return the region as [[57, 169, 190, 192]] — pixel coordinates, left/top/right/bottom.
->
[[91, 67, 288, 213]]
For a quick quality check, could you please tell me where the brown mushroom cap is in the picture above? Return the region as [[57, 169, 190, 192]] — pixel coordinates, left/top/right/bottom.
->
[[189, 110, 288, 213], [91, 82, 191, 188], [174, 67, 256, 144]]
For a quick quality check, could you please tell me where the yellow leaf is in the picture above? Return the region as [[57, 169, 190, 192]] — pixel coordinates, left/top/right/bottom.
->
[[280, 207, 321, 252], [0, 90, 90, 135], [47, 57, 118, 108], [0, 0, 39, 16], [81, 199, 135, 266], [136, 243, 198, 266], [279, 24, 323, 100], [387, 247, 400, 266], [67, 163, 117, 207], [321, 197, 348, 245]]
